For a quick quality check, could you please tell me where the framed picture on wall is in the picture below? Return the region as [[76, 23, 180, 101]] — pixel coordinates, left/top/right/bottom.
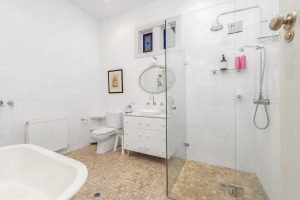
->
[[108, 69, 123, 93]]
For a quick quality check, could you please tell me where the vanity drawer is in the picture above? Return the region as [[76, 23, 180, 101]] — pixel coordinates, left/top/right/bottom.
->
[[124, 128, 144, 153], [144, 130, 166, 158], [144, 118, 166, 131], [124, 116, 145, 129]]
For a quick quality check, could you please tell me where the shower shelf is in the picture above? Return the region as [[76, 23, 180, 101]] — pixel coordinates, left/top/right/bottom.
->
[[257, 34, 280, 42], [211, 68, 246, 75]]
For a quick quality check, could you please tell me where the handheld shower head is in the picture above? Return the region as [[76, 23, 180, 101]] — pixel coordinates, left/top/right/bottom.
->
[[211, 20, 223, 31]]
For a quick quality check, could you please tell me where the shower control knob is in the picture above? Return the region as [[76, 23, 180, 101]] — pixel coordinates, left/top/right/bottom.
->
[[236, 95, 242, 100], [170, 105, 176, 110], [0, 100, 4, 107], [7, 100, 14, 107]]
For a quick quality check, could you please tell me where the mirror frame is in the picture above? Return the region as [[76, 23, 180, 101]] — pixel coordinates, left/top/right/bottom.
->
[[138, 64, 175, 94]]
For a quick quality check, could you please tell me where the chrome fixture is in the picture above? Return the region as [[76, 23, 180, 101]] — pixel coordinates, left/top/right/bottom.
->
[[269, 11, 297, 42], [211, 19, 223, 31], [238, 45, 264, 52], [152, 94, 157, 105], [239, 45, 270, 129], [211, 6, 260, 32], [81, 118, 88, 122], [7, 100, 14, 107], [236, 94, 243, 100], [170, 105, 176, 110], [147, 93, 157, 106], [0, 100, 4, 107]]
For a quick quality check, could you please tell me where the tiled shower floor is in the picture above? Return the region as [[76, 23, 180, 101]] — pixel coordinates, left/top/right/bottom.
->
[[67, 145, 268, 200], [169, 160, 269, 200]]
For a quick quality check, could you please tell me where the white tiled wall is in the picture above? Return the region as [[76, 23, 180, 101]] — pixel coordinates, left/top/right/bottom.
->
[[180, 1, 280, 199], [0, 0, 103, 152]]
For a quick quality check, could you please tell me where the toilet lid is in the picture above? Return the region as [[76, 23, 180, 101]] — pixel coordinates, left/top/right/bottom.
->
[[92, 127, 116, 136]]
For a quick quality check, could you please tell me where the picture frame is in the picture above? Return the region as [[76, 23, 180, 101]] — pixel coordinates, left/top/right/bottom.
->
[[108, 69, 123, 93]]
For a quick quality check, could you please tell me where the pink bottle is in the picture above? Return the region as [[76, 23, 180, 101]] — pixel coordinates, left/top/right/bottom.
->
[[240, 55, 247, 68], [235, 56, 241, 70]]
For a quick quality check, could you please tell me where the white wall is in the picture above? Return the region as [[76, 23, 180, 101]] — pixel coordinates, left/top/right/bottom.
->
[[280, 0, 300, 199], [0, 0, 103, 152], [96, 0, 232, 113]]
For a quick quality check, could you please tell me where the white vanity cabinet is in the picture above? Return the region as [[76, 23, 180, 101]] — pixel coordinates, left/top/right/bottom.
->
[[124, 115, 166, 158]]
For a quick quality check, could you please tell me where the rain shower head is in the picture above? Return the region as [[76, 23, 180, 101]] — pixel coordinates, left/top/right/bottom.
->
[[210, 6, 261, 32], [210, 20, 223, 31]]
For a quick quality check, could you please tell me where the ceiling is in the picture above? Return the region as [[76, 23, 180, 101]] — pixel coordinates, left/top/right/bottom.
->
[[68, 0, 154, 21]]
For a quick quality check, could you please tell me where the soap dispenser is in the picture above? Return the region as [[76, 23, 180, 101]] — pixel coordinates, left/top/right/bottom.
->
[[220, 54, 228, 70]]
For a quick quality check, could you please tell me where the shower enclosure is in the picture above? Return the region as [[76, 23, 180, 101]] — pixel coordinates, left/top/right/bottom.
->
[[165, 1, 280, 199]]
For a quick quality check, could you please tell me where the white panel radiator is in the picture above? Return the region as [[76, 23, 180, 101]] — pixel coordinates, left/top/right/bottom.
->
[[26, 118, 68, 152]]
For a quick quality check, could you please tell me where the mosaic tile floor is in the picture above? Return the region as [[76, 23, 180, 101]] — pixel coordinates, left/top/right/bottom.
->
[[67, 145, 168, 200], [169, 160, 269, 200], [67, 145, 268, 200]]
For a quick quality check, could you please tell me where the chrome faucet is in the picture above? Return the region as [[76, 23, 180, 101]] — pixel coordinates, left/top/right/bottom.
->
[[148, 93, 157, 106], [152, 94, 157, 106]]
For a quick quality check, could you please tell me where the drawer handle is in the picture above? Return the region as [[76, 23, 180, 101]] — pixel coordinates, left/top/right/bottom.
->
[[138, 122, 142, 125]]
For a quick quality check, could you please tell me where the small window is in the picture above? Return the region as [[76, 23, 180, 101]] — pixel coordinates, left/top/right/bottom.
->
[[143, 32, 153, 53], [163, 24, 176, 49], [135, 19, 178, 58]]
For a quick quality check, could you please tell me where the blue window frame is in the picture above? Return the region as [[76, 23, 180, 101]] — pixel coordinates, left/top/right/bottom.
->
[[163, 26, 176, 49], [143, 32, 153, 53]]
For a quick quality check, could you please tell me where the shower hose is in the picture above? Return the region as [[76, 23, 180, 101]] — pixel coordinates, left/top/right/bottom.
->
[[253, 47, 270, 130]]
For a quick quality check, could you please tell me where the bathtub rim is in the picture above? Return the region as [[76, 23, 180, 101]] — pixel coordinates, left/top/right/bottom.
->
[[0, 144, 88, 200]]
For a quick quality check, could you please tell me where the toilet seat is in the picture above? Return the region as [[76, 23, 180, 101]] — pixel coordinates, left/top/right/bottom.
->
[[92, 127, 116, 135], [92, 127, 116, 140], [90, 112, 123, 154]]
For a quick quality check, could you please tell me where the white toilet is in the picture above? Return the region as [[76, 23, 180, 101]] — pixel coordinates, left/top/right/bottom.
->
[[91, 112, 123, 154]]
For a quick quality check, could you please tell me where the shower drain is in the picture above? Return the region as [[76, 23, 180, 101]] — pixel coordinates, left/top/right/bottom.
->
[[227, 185, 244, 198], [92, 192, 101, 200], [218, 182, 244, 198]]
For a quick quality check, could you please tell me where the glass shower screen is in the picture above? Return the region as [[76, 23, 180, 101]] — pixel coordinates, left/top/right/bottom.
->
[[165, 18, 187, 198]]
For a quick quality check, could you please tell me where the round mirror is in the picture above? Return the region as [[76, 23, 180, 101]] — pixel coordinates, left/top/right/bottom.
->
[[139, 65, 175, 94]]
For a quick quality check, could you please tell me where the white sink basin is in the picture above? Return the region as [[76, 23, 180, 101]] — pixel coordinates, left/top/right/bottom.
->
[[139, 109, 163, 115]]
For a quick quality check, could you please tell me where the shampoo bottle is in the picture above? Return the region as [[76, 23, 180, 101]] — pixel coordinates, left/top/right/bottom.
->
[[220, 54, 228, 70]]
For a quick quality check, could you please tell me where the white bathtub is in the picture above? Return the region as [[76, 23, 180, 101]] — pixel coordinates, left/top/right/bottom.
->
[[0, 144, 87, 200]]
